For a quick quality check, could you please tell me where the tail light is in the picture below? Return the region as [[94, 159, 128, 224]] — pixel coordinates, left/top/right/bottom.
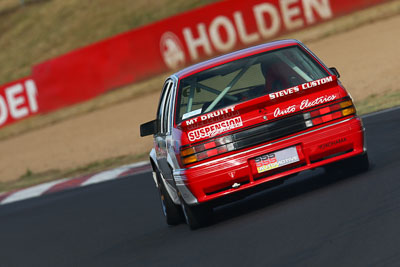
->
[[180, 135, 235, 165], [303, 99, 356, 128]]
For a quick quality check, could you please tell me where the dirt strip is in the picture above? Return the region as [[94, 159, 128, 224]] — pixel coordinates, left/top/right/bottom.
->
[[1, 6, 400, 182]]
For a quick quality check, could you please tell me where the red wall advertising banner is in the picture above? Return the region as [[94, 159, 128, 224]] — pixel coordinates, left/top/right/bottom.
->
[[0, 77, 39, 128], [27, 0, 392, 113]]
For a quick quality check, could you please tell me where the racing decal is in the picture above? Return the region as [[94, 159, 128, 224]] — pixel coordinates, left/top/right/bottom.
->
[[200, 106, 235, 121], [269, 76, 335, 100], [274, 105, 296, 117], [185, 106, 240, 130], [273, 94, 337, 118], [188, 116, 243, 141], [269, 86, 300, 100], [300, 94, 336, 109], [301, 76, 333, 90], [319, 137, 347, 150]]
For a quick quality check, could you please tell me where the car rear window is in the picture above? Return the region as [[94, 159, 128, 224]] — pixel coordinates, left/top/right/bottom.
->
[[176, 46, 328, 123]]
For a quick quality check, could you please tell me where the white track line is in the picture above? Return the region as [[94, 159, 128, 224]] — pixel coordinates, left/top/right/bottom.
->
[[0, 161, 151, 206], [81, 162, 149, 187], [1, 178, 68, 205], [81, 166, 132, 187], [119, 161, 149, 169]]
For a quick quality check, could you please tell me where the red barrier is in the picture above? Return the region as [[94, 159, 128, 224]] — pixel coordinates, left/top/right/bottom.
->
[[31, 0, 389, 112], [0, 77, 39, 128]]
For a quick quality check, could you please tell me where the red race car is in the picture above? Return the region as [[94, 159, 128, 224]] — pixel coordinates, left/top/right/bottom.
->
[[141, 39, 369, 229]]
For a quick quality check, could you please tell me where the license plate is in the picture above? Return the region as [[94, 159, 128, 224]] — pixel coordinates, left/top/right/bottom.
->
[[255, 146, 299, 174]]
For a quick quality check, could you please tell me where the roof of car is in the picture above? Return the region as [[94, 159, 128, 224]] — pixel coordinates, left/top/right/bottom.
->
[[173, 39, 302, 79]]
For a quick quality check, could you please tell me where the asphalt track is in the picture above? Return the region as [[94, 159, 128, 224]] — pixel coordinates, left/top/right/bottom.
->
[[1, 108, 400, 267]]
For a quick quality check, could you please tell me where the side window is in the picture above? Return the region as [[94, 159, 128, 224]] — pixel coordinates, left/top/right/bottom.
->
[[164, 83, 175, 133], [162, 86, 172, 133], [157, 80, 173, 134]]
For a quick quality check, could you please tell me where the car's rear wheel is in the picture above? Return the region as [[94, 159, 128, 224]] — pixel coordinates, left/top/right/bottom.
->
[[181, 198, 213, 230], [156, 171, 184, 226]]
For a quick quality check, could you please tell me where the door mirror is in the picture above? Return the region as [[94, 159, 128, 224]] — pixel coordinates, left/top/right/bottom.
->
[[140, 120, 158, 136], [329, 67, 340, 78]]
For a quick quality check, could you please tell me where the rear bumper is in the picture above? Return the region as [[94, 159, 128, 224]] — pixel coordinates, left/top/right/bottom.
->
[[174, 116, 365, 205]]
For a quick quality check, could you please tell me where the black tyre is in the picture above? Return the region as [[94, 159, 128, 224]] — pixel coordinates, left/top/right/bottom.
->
[[325, 152, 370, 174], [181, 198, 213, 230], [156, 172, 184, 226], [344, 152, 370, 173]]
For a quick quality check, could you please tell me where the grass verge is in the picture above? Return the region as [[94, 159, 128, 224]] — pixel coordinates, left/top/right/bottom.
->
[[356, 91, 400, 115]]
